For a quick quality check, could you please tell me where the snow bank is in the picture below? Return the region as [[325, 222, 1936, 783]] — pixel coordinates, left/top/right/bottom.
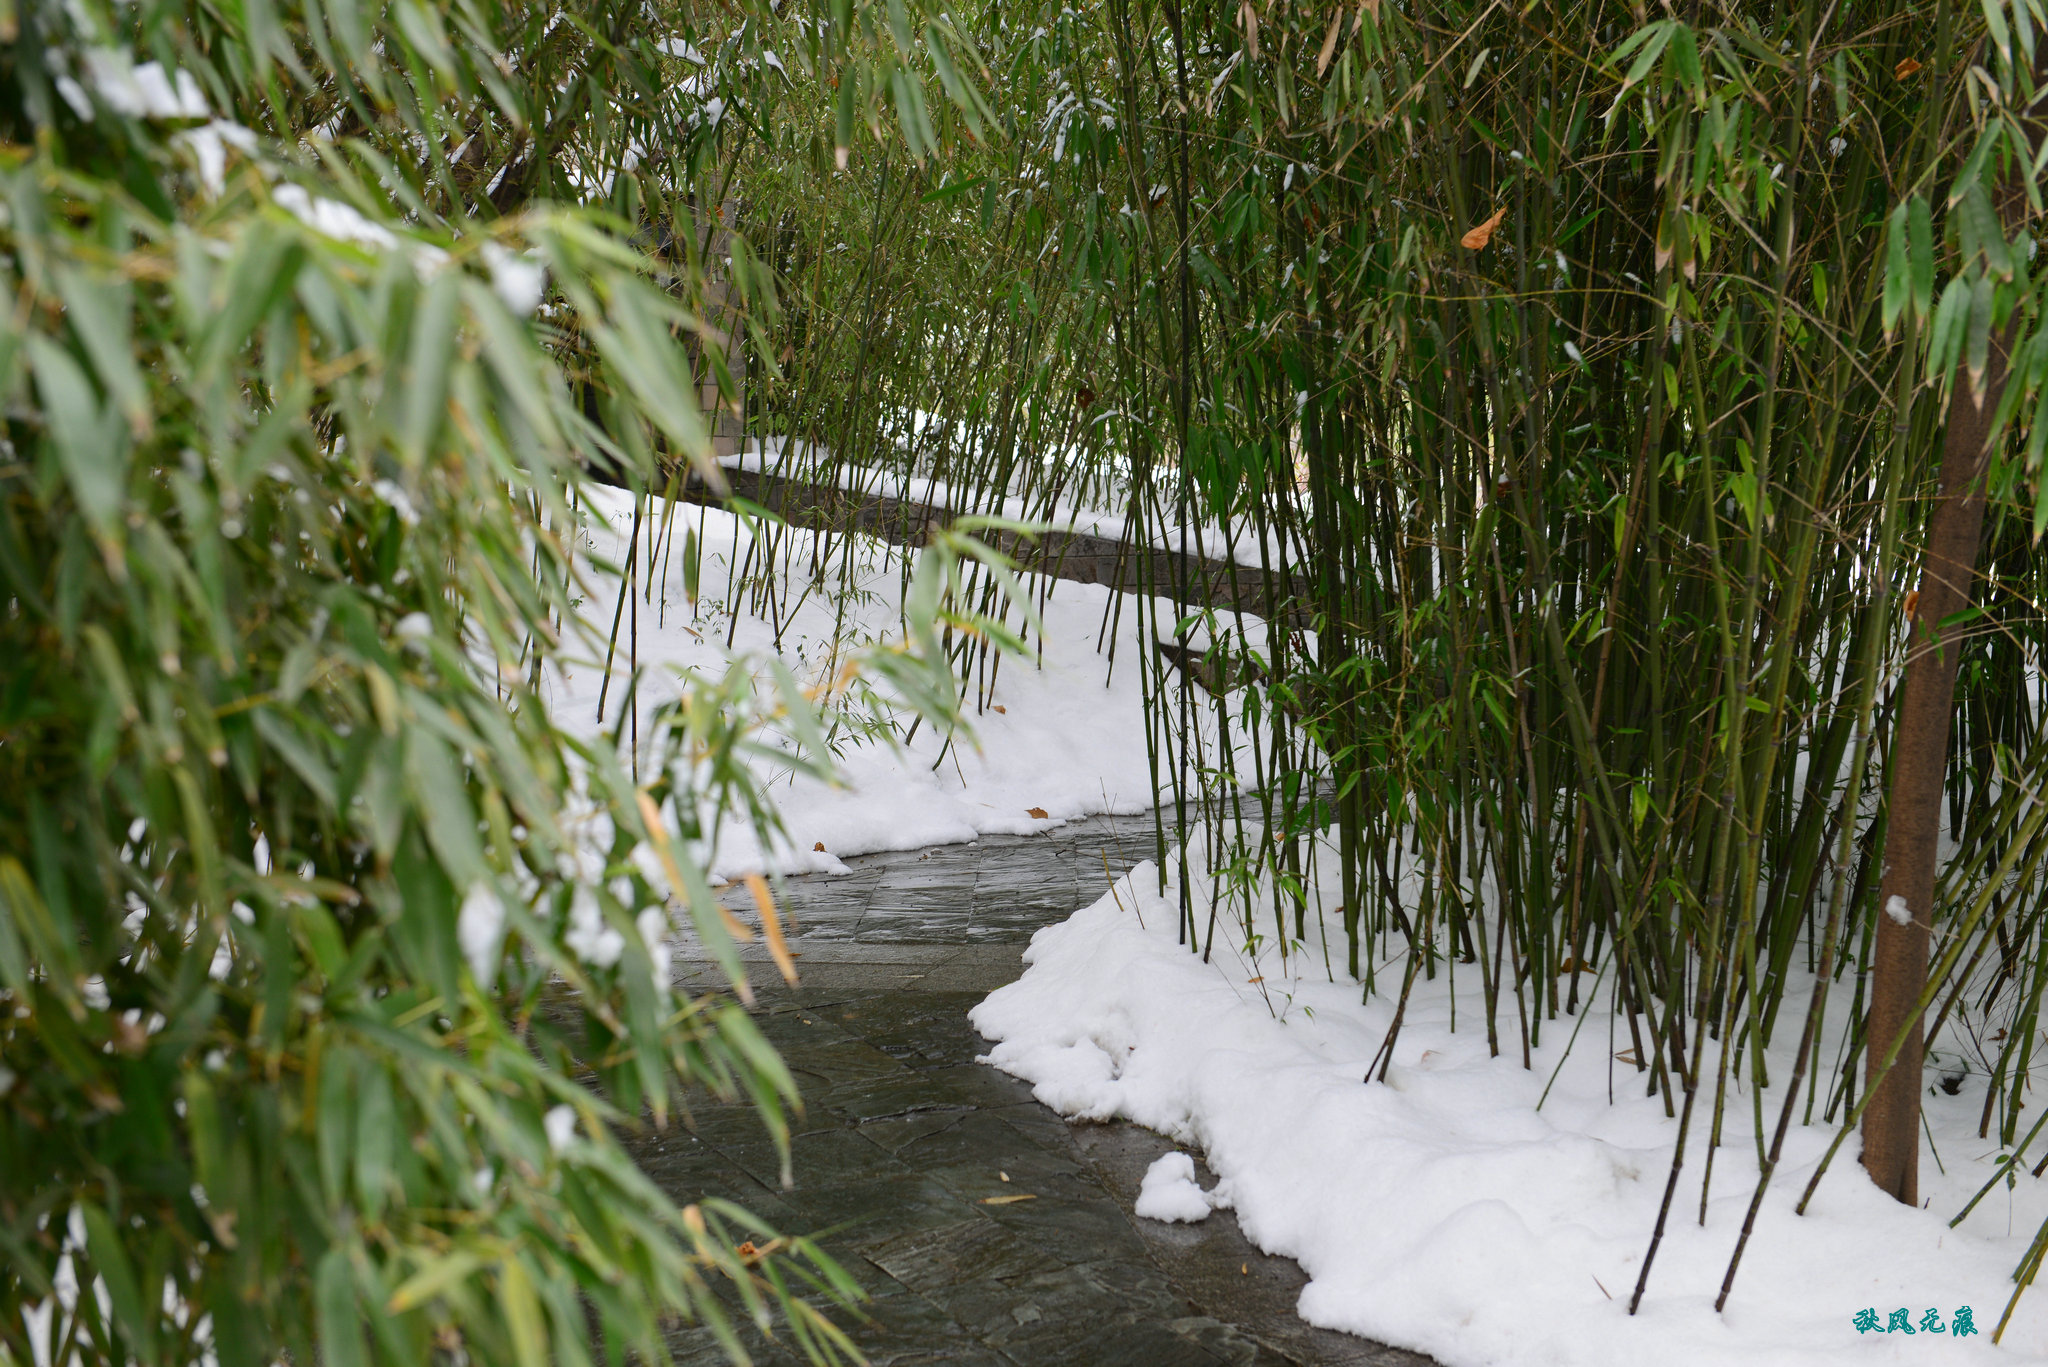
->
[[548, 484, 1261, 881], [971, 855, 2048, 1366]]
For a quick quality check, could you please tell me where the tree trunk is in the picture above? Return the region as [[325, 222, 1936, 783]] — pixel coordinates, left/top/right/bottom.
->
[[1859, 333, 2012, 1205]]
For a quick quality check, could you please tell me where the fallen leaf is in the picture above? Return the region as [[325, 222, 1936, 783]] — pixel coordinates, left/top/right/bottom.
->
[[1556, 956, 1589, 975], [1026, 807, 1048, 819], [1903, 589, 1920, 621], [1614, 1049, 1640, 1065], [1245, 976, 1265, 985], [999, 1172, 1010, 1182], [992, 704, 1007, 713], [1461, 206, 1508, 250], [813, 841, 826, 852], [1241, 1263, 1249, 1275], [1895, 57, 1923, 79], [980, 1194, 1037, 1205]]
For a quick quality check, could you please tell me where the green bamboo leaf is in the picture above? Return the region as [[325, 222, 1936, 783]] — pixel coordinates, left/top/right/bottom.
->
[[1929, 273, 1974, 383], [404, 729, 485, 882], [400, 270, 461, 466], [497, 1256, 552, 1367], [1883, 202, 1910, 334], [183, 1071, 229, 1199], [1968, 271, 1995, 389], [1983, 0, 2013, 68], [884, 0, 913, 55], [1614, 20, 1674, 95], [314, 1248, 370, 1367], [1665, 24, 1701, 94], [317, 1044, 356, 1210], [81, 1203, 157, 1364], [27, 335, 128, 545], [923, 27, 985, 138], [353, 1062, 397, 1218], [387, 1249, 488, 1313], [0, 855, 80, 994], [1910, 196, 1935, 318], [0, 860, 29, 997], [53, 267, 149, 438], [591, 284, 714, 474]]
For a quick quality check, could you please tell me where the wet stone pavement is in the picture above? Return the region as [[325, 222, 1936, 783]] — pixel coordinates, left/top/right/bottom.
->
[[628, 814, 1433, 1367]]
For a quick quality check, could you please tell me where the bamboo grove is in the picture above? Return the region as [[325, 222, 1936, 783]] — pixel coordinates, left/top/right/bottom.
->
[[9, 0, 2048, 1355], [694, 0, 2048, 1327]]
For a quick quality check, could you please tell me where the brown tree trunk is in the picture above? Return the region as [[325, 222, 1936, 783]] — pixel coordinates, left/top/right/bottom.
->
[[1859, 336, 2012, 1205]]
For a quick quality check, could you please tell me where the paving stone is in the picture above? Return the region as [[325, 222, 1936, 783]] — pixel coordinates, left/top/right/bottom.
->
[[775, 1172, 983, 1254], [721, 1126, 911, 1194], [966, 1171, 1155, 1263], [865, 1217, 1064, 1291]]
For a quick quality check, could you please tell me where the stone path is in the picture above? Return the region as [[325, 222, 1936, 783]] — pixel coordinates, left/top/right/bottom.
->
[[630, 814, 1432, 1367]]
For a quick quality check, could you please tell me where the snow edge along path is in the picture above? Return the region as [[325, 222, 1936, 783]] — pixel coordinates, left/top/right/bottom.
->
[[970, 858, 2048, 1367]]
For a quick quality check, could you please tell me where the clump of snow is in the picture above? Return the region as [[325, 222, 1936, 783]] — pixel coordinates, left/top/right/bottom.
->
[[394, 612, 433, 647], [971, 847, 2048, 1366], [636, 907, 674, 993], [1885, 894, 1913, 926], [565, 885, 625, 968], [543, 1105, 578, 1153], [483, 240, 549, 315], [273, 184, 399, 251], [1135, 1151, 1212, 1223], [62, 48, 208, 121], [457, 882, 506, 987], [173, 120, 259, 195]]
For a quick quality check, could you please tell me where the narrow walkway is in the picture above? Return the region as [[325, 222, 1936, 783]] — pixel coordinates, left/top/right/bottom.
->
[[632, 815, 1431, 1367]]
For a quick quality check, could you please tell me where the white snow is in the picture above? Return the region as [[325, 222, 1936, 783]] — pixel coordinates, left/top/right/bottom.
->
[[173, 120, 258, 195], [564, 885, 626, 967], [74, 48, 208, 120], [1886, 895, 1914, 926], [971, 847, 2048, 1365], [482, 240, 549, 315], [548, 483, 1258, 880], [273, 184, 400, 252], [457, 881, 506, 987], [543, 1104, 578, 1153], [1135, 1151, 1213, 1223]]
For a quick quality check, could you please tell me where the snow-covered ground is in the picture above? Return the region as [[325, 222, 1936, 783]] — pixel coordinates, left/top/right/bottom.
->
[[971, 844, 2048, 1365], [546, 482, 1239, 882]]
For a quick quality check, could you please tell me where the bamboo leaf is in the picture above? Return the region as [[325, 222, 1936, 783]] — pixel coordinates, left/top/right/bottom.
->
[[314, 1248, 370, 1367], [1883, 201, 1910, 334], [81, 1203, 156, 1363], [28, 336, 128, 549]]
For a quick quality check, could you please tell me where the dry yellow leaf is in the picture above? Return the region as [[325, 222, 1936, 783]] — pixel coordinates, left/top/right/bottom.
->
[[980, 1194, 1038, 1205], [744, 873, 800, 986], [1461, 206, 1508, 250], [1895, 57, 1923, 80]]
